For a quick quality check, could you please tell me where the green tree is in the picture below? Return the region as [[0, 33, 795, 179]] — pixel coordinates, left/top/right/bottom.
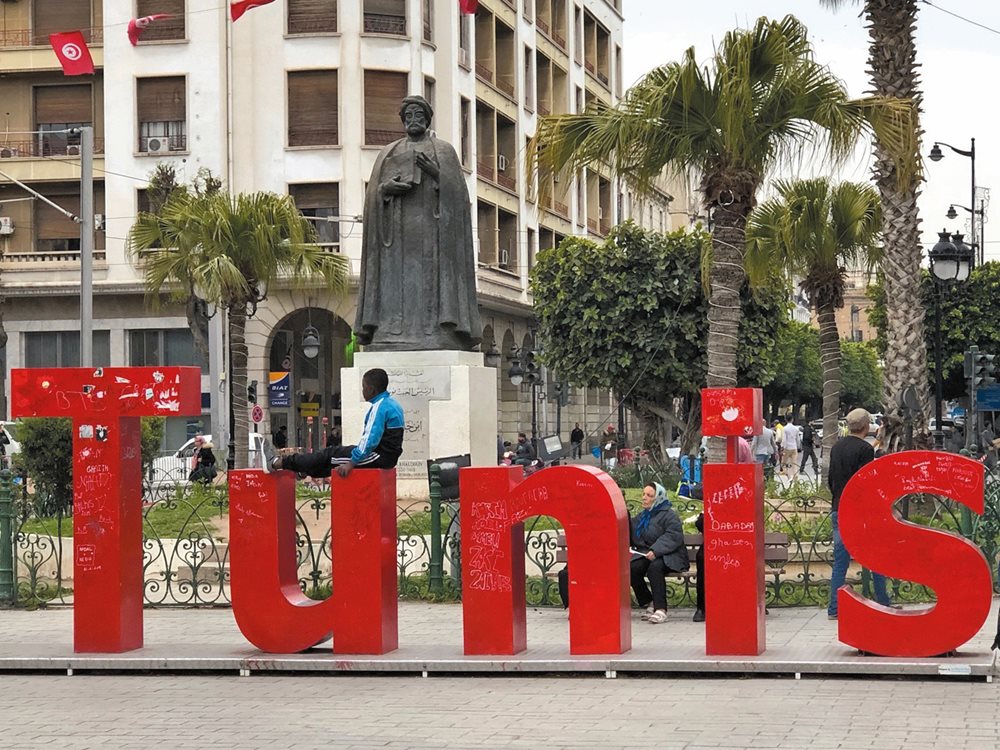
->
[[762, 321, 823, 419], [128, 191, 348, 468], [840, 341, 883, 411], [821, 0, 929, 445], [15, 417, 168, 516], [530, 15, 915, 405], [746, 178, 882, 465], [530, 223, 787, 456]]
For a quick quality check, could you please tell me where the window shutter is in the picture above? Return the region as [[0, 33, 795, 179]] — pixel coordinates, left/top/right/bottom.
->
[[33, 0, 92, 44], [137, 77, 186, 123], [288, 0, 338, 34], [37, 194, 80, 240], [135, 0, 186, 42], [34, 85, 92, 124], [287, 70, 338, 147], [364, 70, 407, 145], [290, 183, 339, 210]]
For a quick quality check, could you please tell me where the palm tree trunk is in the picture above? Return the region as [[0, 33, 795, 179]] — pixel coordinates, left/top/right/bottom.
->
[[229, 302, 250, 469], [705, 198, 750, 461], [865, 0, 931, 448], [184, 294, 211, 366], [817, 302, 841, 484]]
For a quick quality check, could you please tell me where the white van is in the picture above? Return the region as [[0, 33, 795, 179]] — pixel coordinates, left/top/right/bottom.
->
[[148, 433, 264, 485]]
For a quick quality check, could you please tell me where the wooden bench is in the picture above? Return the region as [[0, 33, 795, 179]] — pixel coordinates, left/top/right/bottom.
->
[[554, 532, 790, 580]]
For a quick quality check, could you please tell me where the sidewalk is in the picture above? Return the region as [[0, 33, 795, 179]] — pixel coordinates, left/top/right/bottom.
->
[[1, 601, 997, 681]]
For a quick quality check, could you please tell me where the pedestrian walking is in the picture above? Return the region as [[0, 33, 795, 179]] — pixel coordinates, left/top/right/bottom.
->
[[781, 417, 801, 479], [570, 423, 585, 460], [827, 408, 896, 619], [799, 421, 819, 476]]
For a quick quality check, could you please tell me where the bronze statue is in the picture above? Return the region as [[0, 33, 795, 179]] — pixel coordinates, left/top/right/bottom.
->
[[356, 95, 482, 351]]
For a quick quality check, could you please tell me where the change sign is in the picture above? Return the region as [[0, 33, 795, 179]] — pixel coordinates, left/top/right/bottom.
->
[[269, 372, 290, 407]]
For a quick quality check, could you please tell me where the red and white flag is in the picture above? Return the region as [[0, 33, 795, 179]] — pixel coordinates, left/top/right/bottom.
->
[[49, 31, 95, 76], [459, 0, 479, 13], [230, 0, 275, 22], [127, 14, 172, 46]]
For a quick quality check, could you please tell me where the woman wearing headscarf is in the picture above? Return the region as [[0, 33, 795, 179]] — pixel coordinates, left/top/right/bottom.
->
[[630, 482, 689, 624]]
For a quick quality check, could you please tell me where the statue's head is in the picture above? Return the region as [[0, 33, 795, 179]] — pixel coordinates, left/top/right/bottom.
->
[[399, 95, 433, 138]]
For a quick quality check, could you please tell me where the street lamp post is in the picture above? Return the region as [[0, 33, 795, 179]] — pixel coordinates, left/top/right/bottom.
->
[[928, 230, 973, 450], [930, 138, 980, 266]]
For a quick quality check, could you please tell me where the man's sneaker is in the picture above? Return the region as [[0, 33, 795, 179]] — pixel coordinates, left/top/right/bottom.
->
[[260, 439, 279, 474]]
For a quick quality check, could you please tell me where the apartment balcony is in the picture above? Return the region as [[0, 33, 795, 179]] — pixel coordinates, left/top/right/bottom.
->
[[496, 77, 515, 98], [537, 17, 549, 35], [476, 63, 494, 84], [553, 200, 569, 218], [2, 250, 108, 270], [1, 27, 104, 48], [496, 170, 516, 192], [587, 218, 598, 233], [537, 103, 551, 116], [477, 158, 495, 181], [0, 138, 105, 159], [363, 13, 406, 35], [585, 59, 595, 74], [599, 221, 611, 235]]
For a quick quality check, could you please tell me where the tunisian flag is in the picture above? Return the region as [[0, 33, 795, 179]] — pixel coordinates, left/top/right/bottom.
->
[[230, 0, 275, 22], [128, 14, 172, 46], [49, 31, 95, 76], [459, 0, 479, 13]]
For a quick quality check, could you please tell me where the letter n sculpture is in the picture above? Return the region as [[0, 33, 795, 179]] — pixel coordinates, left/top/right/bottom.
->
[[460, 465, 631, 655], [10, 367, 202, 653], [701, 387, 766, 655]]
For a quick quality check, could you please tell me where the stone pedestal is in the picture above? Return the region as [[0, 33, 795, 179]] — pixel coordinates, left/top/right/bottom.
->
[[341, 351, 498, 498]]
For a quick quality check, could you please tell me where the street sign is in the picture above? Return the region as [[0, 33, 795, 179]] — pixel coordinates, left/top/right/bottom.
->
[[977, 385, 1000, 411], [251, 404, 264, 424]]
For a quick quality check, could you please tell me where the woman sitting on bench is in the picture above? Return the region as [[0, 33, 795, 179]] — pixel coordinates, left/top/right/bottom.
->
[[630, 482, 689, 624]]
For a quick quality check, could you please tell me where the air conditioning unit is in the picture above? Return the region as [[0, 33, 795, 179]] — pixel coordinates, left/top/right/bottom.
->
[[499, 248, 510, 269], [0, 217, 14, 236], [146, 138, 168, 154], [497, 154, 508, 173], [0, 147, 18, 158], [66, 144, 81, 156]]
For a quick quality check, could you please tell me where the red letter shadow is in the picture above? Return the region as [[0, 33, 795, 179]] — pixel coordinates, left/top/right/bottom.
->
[[838, 451, 991, 657], [229, 468, 398, 654], [460, 465, 631, 655], [11, 367, 202, 653]]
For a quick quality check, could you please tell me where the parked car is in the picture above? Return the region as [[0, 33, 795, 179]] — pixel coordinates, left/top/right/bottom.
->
[[149, 433, 264, 485]]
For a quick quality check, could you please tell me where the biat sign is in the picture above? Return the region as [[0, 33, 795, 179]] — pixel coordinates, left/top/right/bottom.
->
[[9, 370, 994, 660]]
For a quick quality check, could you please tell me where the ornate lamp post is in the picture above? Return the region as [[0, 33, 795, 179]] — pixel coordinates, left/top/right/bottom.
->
[[927, 230, 973, 449], [930, 138, 980, 266]]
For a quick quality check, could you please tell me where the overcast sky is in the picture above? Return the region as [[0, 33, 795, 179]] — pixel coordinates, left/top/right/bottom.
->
[[622, 1, 1000, 260]]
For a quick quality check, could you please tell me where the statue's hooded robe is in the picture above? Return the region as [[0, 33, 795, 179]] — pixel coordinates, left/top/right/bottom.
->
[[356, 108, 482, 351]]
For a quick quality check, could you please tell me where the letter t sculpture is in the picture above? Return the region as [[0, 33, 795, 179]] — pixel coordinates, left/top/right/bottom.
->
[[11, 367, 202, 653]]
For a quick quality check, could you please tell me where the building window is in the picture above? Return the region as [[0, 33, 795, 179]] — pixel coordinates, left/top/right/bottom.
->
[[363, 0, 406, 36], [422, 0, 433, 43], [136, 0, 186, 42], [575, 84, 583, 113], [287, 0, 338, 34], [460, 97, 471, 167], [33, 0, 95, 45], [423, 76, 435, 113], [615, 44, 623, 98], [458, 8, 471, 67], [574, 5, 583, 65], [289, 183, 340, 251], [25, 330, 110, 368], [137, 76, 187, 153], [364, 70, 407, 146], [34, 85, 92, 156], [524, 0, 534, 23], [527, 227, 536, 271], [129, 329, 205, 370], [523, 44, 534, 112], [287, 70, 339, 147]]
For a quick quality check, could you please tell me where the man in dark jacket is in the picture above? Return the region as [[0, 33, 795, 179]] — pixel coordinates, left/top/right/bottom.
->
[[513, 432, 535, 466], [799, 422, 819, 476], [630, 482, 689, 624], [570, 423, 585, 460]]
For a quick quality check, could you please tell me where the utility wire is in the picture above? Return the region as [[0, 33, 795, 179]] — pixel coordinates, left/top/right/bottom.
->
[[919, 0, 1000, 37]]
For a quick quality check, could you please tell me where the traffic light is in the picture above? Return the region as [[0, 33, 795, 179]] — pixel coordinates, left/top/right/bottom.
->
[[972, 353, 997, 388], [247, 380, 258, 404], [525, 349, 540, 385]]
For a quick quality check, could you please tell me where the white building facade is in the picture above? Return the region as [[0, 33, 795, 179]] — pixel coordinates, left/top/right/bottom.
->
[[0, 0, 689, 455]]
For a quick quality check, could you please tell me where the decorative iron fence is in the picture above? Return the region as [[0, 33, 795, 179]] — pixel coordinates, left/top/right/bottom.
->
[[5, 465, 999, 609]]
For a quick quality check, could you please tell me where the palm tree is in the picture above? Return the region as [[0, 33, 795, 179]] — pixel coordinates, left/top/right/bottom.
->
[[128, 191, 348, 468], [530, 15, 915, 398], [820, 0, 928, 445], [746, 178, 882, 477]]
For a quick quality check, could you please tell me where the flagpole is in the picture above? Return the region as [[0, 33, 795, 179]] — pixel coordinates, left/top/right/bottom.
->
[[80, 125, 94, 368]]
